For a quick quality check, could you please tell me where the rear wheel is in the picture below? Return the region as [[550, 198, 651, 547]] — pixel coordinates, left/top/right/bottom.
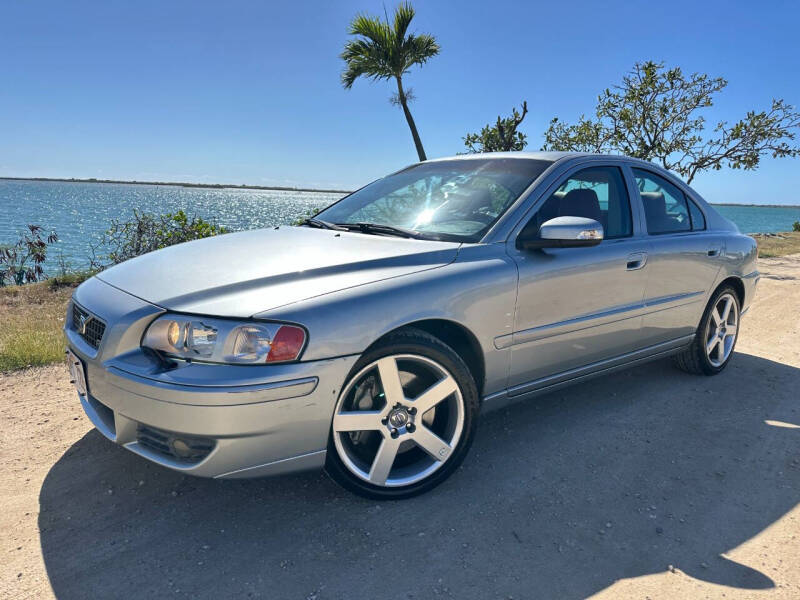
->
[[325, 328, 479, 499], [673, 285, 740, 375]]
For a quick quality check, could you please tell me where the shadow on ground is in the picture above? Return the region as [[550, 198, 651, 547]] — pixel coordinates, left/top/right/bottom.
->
[[39, 353, 800, 599]]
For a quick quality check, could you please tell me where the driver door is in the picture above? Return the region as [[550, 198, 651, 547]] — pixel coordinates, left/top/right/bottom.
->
[[504, 164, 650, 395]]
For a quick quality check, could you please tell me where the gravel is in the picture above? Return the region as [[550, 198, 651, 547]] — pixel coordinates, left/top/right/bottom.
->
[[1, 255, 799, 599]]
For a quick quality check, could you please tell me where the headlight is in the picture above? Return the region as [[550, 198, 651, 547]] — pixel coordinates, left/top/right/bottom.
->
[[142, 315, 306, 364]]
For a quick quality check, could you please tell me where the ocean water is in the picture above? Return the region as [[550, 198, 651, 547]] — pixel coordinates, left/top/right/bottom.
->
[[1, 179, 798, 273], [0, 180, 345, 273], [713, 204, 800, 235]]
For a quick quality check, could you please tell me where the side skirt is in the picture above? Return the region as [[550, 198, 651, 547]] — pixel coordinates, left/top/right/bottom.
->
[[482, 334, 694, 412]]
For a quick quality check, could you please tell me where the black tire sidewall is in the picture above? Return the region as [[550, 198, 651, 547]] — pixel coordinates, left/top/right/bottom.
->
[[324, 329, 480, 500]]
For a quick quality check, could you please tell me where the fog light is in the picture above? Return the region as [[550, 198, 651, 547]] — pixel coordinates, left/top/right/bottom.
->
[[170, 438, 192, 458]]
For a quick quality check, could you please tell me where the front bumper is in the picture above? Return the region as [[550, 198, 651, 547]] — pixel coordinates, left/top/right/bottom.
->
[[66, 277, 358, 479]]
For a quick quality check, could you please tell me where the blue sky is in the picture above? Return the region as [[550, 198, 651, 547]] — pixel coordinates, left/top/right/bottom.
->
[[1, 0, 799, 203]]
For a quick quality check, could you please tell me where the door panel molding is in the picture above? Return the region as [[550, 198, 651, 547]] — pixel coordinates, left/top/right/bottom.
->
[[486, 334, 695, 402], [495, 290, 703, 349]]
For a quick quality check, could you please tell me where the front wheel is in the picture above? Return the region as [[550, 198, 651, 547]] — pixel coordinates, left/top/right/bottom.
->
[[325, 328, 479, 499], [673, 285, 741, 375]]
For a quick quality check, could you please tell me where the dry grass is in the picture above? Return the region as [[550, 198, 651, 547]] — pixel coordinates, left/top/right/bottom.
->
[[753, 231, 800, 258], [0, 281, 74, 372]]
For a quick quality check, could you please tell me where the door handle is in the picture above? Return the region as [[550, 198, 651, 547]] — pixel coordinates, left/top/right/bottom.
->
[[626, 252, 647, 271], [707, 248, 720, 257]]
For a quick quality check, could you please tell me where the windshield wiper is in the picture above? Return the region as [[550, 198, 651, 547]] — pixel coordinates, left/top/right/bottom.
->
[[337, 222, 427, 239], [301, 218, 348, 231]]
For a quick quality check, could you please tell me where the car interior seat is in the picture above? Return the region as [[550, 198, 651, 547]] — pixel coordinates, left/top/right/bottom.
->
[[559, 188, 601, 223], [640, 191, 674, 232]]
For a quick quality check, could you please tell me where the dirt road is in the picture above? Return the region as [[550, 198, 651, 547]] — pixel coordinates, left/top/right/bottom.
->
[[2, 256, 799, 599]]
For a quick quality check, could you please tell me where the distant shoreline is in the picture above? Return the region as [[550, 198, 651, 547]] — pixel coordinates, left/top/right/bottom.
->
[[0, 176, 352, 195], [1, 176, 799, 208], [712, 202, 800, 209]]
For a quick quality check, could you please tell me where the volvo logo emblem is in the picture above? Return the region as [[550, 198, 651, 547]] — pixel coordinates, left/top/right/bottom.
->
[[78, 314, 92, 335], [388, 409, 409, 428]]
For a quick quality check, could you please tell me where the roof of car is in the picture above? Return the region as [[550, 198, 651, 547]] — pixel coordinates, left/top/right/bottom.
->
[[426, 151, 668, 172], [426, 151, 593, 163]]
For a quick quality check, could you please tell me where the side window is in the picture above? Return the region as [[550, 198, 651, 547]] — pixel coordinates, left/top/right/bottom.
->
[[688, 199, 706, 230], [632, 169, 691, 234], [523, 166, 633, 240]]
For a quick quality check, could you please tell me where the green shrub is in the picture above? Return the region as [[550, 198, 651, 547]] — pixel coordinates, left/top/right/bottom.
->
[[793, 220, 800, 232], [0, 225, 58, 286], [91, 209, 229, 267], [47, 270, 96, 290], [293, 208, 322, 226]]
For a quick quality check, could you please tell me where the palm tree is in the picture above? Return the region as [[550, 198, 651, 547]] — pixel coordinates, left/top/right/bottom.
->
[[340, 3, 440, 161]]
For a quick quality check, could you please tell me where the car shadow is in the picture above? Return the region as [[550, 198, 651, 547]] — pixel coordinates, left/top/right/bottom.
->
[[38, 352, 799, 599]]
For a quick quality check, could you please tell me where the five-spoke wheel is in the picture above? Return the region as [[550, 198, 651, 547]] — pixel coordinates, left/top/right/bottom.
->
[[704, 292, 739, 367], [325, 329, 478, 499], [674, 285, 741, 375]]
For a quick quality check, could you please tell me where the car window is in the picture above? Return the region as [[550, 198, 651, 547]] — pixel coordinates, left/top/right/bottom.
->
[[632, 169, 692, 235], [688, 198, 706, 230], [521, 166, 632, 240], [316, 158, 552, 242]]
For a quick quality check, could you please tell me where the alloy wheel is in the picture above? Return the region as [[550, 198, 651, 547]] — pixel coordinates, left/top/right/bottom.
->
[[704, 292, 739, 368], [332, 354, 465, 487]]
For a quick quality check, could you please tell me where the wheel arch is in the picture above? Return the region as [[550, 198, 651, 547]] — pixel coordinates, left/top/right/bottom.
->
[[715, 276, 745, 307], [366, 319, 486, 396]]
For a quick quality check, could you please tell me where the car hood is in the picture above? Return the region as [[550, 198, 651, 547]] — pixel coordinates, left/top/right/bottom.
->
[[95, 226, 460, 317]]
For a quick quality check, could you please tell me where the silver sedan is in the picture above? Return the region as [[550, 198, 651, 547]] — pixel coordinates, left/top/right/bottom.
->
[[65, 152, 759, 499]]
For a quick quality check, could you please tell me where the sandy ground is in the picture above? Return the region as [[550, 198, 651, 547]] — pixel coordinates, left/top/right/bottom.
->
[[1, 256, 798, 600]]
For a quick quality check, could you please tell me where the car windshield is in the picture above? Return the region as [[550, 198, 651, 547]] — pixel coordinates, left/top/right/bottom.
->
[[315, 158, 552, 242]]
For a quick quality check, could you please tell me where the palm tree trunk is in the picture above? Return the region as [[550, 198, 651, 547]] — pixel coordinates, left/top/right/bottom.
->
[[395, 77, 427, 161]]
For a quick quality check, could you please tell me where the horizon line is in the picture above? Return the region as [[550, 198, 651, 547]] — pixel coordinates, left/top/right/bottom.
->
[[1, 175, 800, 209], [0, 175, 353, 195]]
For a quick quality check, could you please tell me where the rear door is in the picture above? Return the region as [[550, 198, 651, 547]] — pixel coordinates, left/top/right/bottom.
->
[[503, 162, 650, 394], [630, 167, 723, 346]]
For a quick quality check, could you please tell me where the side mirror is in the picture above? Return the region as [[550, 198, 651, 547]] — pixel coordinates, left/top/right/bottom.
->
[[517, 216, 604, 250]]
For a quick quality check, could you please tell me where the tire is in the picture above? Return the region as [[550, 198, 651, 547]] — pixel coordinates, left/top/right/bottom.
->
[[673, 284, 741, 376], [325, 327, 480, 499]]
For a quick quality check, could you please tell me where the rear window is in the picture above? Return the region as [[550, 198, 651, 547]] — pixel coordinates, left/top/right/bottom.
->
[[688, 199, 706, 230], [633, 168, 692, 235]]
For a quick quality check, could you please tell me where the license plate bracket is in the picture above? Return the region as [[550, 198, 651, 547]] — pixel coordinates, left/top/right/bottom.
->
[[67, 349, 88, 398]]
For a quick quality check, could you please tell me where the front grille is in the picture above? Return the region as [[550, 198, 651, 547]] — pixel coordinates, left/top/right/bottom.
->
[[137, 425, 215, 464], [71, 303, 106, 349]]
